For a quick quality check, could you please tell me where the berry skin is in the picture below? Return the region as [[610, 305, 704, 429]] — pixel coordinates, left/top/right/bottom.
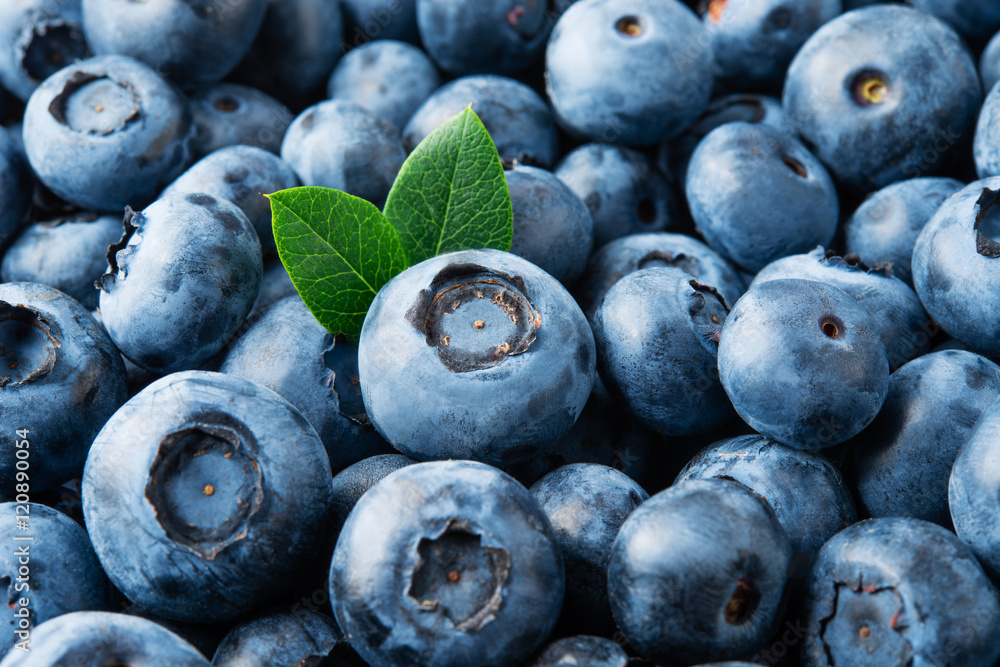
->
[[358, 249, 595, 467], [546, 0, 714, 145], [330, 460, 565, 667], [98, 194, 262, 374], [608, 478, 793, 664], [717, 279, 889, 449]]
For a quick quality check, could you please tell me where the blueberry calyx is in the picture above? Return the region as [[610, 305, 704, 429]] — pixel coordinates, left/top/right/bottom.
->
[[0, 303, 60, 388], [688, 279, 729, 346], [850, 70, 891, 107], [407, 518, 511, 632], [822, 248, 872, 273], [322, 334, 369, 424], [724, 576, 761, 625], [145, 420, 264, 560], [820, 248, 899, 279], [819, 314, 845, 340], [98, 207, 141, 292], [700, 0, 728, 24], [782, 155, 808, 178], [18, 19, 90, 85], [506, 3, 545, 41], [47, 70, 141, 136], [405, 262, 541, 373], [818, 581, 913, 665], [507, 6, 526, 28], [213, 97, 240, 113], [973, 188, 1000, 259], [637, 251, 699, 276], [615, 16, 644, 37], [48, 70, 100, 125], [840, 253, 864, 268], [690, 279, 730, 312]]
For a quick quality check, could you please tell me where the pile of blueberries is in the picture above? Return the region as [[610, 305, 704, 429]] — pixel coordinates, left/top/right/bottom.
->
[[6, 0, 1000, 664]]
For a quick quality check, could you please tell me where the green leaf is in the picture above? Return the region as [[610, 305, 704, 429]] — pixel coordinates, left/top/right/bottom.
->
[[268, 186, 408, 343], [383, 106, 513, 265]]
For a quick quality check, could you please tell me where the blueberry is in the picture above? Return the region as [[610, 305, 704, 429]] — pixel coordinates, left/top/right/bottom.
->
[[783, 5, 982, 193], [802, 518, 1000, 667], [417, 0, 551, 76], [1, 213, 124, 310], [160, 145, 299, 258], [329, 453, 417, 539], [530, 463, 648, 635], [912, 177, 1000, 356], [842, 350, 1000, 527], [609, 478, 792, 664], [82, 371, 334, 623], [0, 282, 127, 494], [81, 0, 268, 87], [187, 83, 293, 158], [212, 610, 344, 666], [98, 194, 262, 374], [701, 0, 841, 92], [546, 0, 713, 145], [526, 635, 629, 667], [663, 93, 795, 190], [594, 267, 733, 436], [359, 249, 595, 466], [220, 296, 393, 473], [0, 127, 31, 249], [906, 0, 1000, 43], [0, 503, 107, 644], [676, 435, 857, 578], [554, 144, 677, 248], [982, 30, 1000, 94], [506, 164, 594, 286], [327, 40, 441, 131], [231, 0, 345, 110], [341, 0, 420, 46], [973, 82, 1000, 179], [281, 100, 405, 207], [843, 176, 965, 286], [22, 55, 194, 211], [718, 279, 889, 449], [686, 122, 838, 273], [751, 247, 930, 370], [574, 232, 746, 321], [951, 397, 1000, 578], [0, 611, 210, 666], [404, 75, 557, 168], [330, 460, 564, 667], [0, 0, 90, 102]]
